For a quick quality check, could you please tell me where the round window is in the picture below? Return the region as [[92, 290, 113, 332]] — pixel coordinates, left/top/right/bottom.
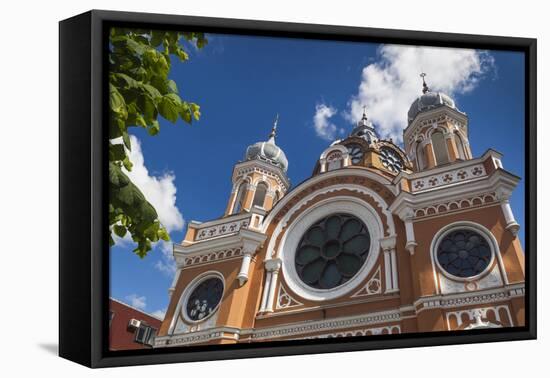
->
[[185, 276, 224, 322], [379, 147, 403, 173], [436, 229, 492, 278], [294, 213, 371, 290]]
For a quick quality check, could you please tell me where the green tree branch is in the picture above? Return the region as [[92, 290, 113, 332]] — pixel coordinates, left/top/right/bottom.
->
[[108, 27, 207, 257]]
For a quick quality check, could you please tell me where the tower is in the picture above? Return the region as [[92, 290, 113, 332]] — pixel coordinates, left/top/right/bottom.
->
[[224, 115, 290, 216], [404, 73, 473, 171]]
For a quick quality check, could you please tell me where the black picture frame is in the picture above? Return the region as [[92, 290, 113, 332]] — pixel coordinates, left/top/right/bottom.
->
[[59, 9, 537, 368]]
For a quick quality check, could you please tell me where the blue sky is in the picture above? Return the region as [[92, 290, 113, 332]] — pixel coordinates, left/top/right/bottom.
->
[[110, 33, 525, 318]]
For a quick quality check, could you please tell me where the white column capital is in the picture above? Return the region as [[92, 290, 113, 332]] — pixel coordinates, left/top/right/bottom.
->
[[380, 235, 397, 252], [264, 258, 282, 272]]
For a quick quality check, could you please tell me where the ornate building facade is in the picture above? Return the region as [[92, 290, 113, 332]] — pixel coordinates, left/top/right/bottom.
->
[[155, 78, 525, 347]]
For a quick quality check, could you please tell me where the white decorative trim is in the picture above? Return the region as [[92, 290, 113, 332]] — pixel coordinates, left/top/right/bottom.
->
[[351, 266, 382, 297], [156, 327, 241, 347], [302, 325, 401, 339], [276, 285, 304, 309], [414, 283, 524, 313], [195, 217, 250, 241], [278, 197, 383, 301], [446, 305, 512, 330], [411, 164, 486, 192], [249, 309, 401, 340], [178, 247, 244, 267], [413, 192, 497, 219]]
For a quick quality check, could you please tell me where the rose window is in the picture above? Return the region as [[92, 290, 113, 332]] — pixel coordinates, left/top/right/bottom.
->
[[295, 214, 371, 289], [185, 277, 224, 321], [379, 147, 404, 173], [436, 229, 492, 278]]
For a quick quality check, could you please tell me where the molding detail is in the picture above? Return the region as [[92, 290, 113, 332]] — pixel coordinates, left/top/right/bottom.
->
[[302, 325, 401, 339], [276, 285, 304, 310], [414, 192, 497, 219], [446, 305, 512, 330], [250, 309, 401, 340], [351, 266, 382, 297], [195, 218, 250, 241], [411, 164, 486, 193], [180, 247, 243, 267]]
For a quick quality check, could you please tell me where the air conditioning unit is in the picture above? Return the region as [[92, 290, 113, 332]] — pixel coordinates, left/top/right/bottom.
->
[[128, 318, 141, 329]]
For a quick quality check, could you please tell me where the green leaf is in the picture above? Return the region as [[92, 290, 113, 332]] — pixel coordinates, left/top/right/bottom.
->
[[158, 227, 170, 241], [142, 83, 162, 101], [114, 73, 139, 88], [179, 102, 192, 123], [176, 48, 189, 61], [167, 79, 178, 93], [110, 143, 126, 161], [147, 120, 160, 136], [122, 156, 133, 171], [159, 95, 180, 123], [190, 102, 201, 120], [122, 131, 131, 150], [109, 84, 127, 119], [113, 224, 127, 238]]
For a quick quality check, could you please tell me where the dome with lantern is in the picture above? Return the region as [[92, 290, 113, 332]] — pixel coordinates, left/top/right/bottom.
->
[[407, 74, 460, 124], [245, 116, 288, 172]]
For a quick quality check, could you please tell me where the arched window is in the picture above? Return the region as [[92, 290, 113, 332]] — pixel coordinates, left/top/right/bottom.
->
[[326, 150, 343, 171], [454, 132, 466, 160], [416, 142, 426, 170], [232, 183, 247, 214], [252, 182, 268, 209], [432, 130, 449, 165]]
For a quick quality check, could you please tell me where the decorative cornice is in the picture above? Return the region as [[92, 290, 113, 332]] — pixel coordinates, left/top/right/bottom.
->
[[248, 309, 402, 340]]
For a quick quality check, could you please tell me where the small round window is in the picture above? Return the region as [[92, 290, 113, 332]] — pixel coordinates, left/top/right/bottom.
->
[[295, 213, 371, 290], [185, 276, 224, 322], [436, 229, 492, 278]]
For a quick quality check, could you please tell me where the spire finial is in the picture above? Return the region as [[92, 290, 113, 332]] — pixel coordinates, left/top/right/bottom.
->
[[269, 114, 279, 141], [420, 72, 429, 94], [362, 105, 368, 120]]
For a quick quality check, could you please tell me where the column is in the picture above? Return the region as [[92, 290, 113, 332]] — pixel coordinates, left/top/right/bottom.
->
[[263, 258, 281, 313], [501, 199, 520, 236], [496, 189, 520, 236], [424, 143, 436, 169], [404, 217, 417, 255], [237, 251, 253, 286], [380, 235, 398, 293]]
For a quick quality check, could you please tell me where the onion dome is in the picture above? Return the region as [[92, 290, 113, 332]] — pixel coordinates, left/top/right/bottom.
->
[[245, 115, 289, 172], [407, 73, 458, 124], [350, 106, 379, 144]]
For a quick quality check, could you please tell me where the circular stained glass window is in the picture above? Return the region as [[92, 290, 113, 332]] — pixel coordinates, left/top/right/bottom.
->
[[379, 147, 404, 173], [436, 229, 492, 278], [295, 214, 371, 290], [185, 277, 224, 321]]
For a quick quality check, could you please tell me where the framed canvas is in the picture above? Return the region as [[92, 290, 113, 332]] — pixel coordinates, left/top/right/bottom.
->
[[59, 10, 537, 368]]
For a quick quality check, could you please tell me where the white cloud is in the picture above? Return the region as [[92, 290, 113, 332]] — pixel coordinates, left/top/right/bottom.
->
[[348, 45, 495, 142], [123, 135, 185, 233], [313, 104, 340, 141], [125, 294, 147, 310], [151, 308, 166, 320], [154, 240, 177, 277]]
